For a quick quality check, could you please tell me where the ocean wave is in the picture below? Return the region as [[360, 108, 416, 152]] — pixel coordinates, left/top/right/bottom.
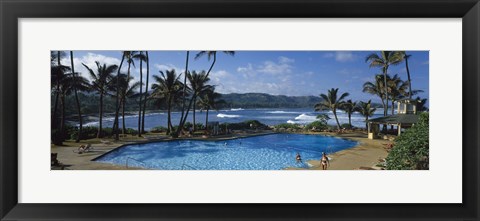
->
[[230, 108, 244, 111], [294, 114, 317, 121], [217, 113, 241, 118], [267, 110, 301, 114], [286, 120, 296, 124]]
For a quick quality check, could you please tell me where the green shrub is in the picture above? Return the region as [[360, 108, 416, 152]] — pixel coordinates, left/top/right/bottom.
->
[[386, 112, 429, 170], [69, 126, 113, 140], [275, 123, 301, 130], [340, 123, 352, 129], [151, 126, 167, 133], [305, 121, 328, 130], [222, 120, 269, 130]]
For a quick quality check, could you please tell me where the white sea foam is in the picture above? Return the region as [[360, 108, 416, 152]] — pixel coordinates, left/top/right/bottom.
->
[[286, 120, 296, 124], [217, 113, 241, 118], [294, 114, 317, 121], [267, 110, 301, 114], [230, 108, 244, 111]]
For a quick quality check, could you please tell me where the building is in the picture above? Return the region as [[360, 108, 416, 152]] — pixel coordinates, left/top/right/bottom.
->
[[367, 99, 420, 139]]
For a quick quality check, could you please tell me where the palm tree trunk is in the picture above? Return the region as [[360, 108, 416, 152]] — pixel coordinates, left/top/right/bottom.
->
[[204, 52, 217, 80], [391, 100, 395, 131], [52, 51, 62, 145], [348, 113, 352, 128], [70, 51, 83, 142], [138, 56, 143, 137], [122, 100, 126, 135], [141, 51, 149, 133], [97, 92, 104, 138], [113, 53, 125, 140], [383, 66, 389, 116], [333, 109, 341, 129], [167, 96, 172, 135], [60, 93, 66, 141], [205, 107, 209, 132], [178, 51, 190, 132], [193, 97, 196, 131], [365, 116, 369, 130], [405, 55, 413, 99], [178, 94, 196, 134]]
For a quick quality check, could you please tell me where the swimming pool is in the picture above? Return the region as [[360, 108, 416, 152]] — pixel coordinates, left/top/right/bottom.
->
[[94, 133, 358, 170]]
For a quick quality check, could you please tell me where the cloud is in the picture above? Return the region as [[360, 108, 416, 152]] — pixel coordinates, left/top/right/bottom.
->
[[323, 51, 357, 62], [154, 63, 181, 72], [257, 56, 294, 75], [61, 52, 122, 81]]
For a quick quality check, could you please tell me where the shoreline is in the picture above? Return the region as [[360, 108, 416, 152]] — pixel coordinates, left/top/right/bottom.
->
[[51, 131, 390, 170]]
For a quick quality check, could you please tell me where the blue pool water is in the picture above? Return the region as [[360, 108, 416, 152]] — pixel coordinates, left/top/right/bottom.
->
[[94, 133, 358, 170]]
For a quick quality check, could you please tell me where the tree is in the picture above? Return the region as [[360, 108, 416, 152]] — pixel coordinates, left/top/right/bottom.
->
[[113, 52, 126, 140], [386, 112, 429, 170], [365, 51, 403, 116], [415, 97, 429, 112], [198, 88, 224, 132], [339, 99, 357, 128], [133, 52, 147, 136], [178, 51, 190, 136], [141, 51, 150, 133], [399, 51, 413, 98], [109, 74, 141, 135], [363, 74, 387, 115], [357, 100, 376, 129], [314, 88, 349, 129], [69, 51, 84, 142], [194, 51, 235, 80], [150, 69, 184, 135], [186, 70, 212, 131], [51, 51, 69, 145], [83, 61, 118, 138]]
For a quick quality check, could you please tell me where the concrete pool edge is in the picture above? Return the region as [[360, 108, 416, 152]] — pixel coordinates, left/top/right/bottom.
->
[[52, 131, 390, 170]]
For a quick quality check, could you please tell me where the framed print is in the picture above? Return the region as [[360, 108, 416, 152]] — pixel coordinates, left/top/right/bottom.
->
[[1, 0, 479, 220]]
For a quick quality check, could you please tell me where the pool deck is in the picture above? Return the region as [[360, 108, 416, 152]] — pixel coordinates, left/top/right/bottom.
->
[[51, 131, 391, 170]]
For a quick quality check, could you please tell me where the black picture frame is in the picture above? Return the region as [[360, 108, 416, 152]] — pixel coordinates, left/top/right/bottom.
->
[[1, 0, 479, 220]]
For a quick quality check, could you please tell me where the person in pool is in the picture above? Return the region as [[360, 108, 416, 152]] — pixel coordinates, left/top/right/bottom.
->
[[321, 152, 330, 170], [296, 152, 302, 163]]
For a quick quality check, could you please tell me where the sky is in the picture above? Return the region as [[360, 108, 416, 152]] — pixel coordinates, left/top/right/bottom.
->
[[61, 50, 429, 105]]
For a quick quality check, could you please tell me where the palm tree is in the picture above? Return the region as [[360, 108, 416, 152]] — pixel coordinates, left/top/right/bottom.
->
[[51, 51, 69, 145], [399, 51, 413, 98], [388, 74, 423, 116], [141, 51, 150, 133], [83, 61, 118, 138], [314, 88, 349, 130], [365, 51, 403, 116], [59, 72, 90, 141], [198, 88, 224, 132], [109, 74, 142, 135], [186, 71, 211, 131], [113, 51, 126, 140], [150, 69, 184, 135], [133, 52, 147, 136], [178, 51, 190, 135], [339, 99, 357, 128], [363, 74, 387, 116], [357, 100, 377, 129], [415, 97, 429, 112], [69, 51, 84, 142], [194, 51, 235, 80]]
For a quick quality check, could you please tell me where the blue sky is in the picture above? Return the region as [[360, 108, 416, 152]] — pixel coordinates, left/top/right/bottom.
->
[[64, 51, 429, 104]]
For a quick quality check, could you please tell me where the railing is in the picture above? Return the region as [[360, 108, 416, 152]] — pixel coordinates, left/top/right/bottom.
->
[[126, 157, 150, 169]]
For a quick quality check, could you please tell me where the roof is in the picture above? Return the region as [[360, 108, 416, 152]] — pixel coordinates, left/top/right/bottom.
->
[[367, 114, 419, 125]]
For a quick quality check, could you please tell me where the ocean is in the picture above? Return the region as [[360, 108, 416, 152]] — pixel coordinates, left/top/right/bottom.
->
[[83, 108, 386, 130]]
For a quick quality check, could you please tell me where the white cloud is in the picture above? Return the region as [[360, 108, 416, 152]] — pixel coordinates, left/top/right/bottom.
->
[[334, 52, 356, 62], [278, 56, 295, 64], [323, 52, 357, 62], [61, 52, 122, 81]]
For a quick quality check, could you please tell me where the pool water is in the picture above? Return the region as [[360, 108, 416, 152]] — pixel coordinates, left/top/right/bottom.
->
[[94, 133, 358, 170]]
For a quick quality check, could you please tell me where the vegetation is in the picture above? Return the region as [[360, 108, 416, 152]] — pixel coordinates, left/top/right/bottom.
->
[[339, 100, 356, 128], [357, 100, 376, 129], [386, 112, 429, 170], [314, 88, 349, 129], [221, 93, 321, 108]]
